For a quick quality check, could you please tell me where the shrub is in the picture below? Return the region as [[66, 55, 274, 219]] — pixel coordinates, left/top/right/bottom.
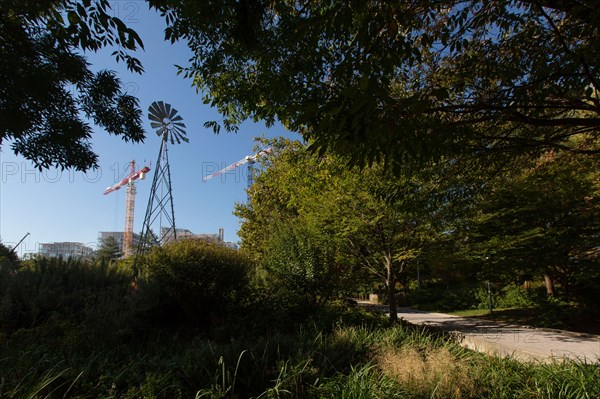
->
[[263, 223, 341, 314], [402, 286, 481, 311], [494, 284, 538, 309], [139, 240, 251, 328]]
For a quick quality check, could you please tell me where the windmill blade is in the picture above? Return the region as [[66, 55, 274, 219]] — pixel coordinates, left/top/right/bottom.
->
[[148, 111, 163, 123], [148, 101, 161, 115], [153, 101, 166, 116], [172, 131, 181, 140], [148, 114, 162, 123]]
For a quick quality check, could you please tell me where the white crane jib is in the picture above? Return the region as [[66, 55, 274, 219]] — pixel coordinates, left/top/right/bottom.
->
[[202, 148, 272, 183]]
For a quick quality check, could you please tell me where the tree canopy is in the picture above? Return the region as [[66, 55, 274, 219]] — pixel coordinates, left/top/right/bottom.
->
[[235, 138, 462, 318], [96, 235, 122, 261], [236, 136, 600, 315], [465, 145, 600, 302], [1, 0, 145, 170], [152, 0, 600, 167]]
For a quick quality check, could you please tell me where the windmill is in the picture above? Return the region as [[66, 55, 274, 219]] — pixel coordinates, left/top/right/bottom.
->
[[103, 160, 150, 257], [202, 148, 272, 201], [137, 101, 188, 255]]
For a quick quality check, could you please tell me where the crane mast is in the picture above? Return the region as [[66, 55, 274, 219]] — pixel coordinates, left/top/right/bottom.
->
[[124, 179, 136, 257], [103, 160, 150, 257]]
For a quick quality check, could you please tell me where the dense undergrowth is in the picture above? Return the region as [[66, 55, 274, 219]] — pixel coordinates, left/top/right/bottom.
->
[[0, 242, 598, 398]]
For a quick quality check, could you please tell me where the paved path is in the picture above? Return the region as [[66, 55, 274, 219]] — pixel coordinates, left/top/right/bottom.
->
[[359, 302, 600, 363]]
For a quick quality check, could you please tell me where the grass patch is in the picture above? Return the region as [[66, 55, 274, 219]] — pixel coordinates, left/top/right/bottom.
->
[[1, 257, 597, 398], [377, 346, 475, 398], [1, 316, 598, 398], [449, 308, 497, 317]]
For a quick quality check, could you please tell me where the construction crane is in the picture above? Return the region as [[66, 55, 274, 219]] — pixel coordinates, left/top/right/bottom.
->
[[103, 161, 150, 257], [202, 149, 272, 200], [10, 232, 30, 256]]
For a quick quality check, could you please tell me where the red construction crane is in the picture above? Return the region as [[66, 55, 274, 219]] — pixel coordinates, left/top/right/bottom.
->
[[103, 161, 150, 257]]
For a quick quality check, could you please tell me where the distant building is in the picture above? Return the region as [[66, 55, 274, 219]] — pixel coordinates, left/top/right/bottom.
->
[[223, 241, 239, 250], [98, 231, 141, 253], [38, 242, 94, 258], [161, 227, 237, 248], [160, 227, 197, 243]]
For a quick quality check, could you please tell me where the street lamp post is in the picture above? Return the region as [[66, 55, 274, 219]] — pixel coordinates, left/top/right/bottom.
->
[[485, 256, 493, 314], [487, 280, 493, 314]]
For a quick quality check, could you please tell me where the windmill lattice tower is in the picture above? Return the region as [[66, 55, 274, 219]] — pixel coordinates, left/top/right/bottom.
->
[[137, 101, 188, 258]]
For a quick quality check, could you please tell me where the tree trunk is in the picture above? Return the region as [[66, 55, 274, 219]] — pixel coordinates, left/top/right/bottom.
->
[[386, 256, 398, 322], [544, 274, 555, 297]]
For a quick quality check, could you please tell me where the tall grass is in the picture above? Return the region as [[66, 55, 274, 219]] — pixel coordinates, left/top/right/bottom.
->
[[4, 322, 596, 398], [0, 256, 597, 398]]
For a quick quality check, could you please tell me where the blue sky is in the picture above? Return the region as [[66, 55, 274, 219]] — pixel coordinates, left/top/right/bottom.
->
[[0, 1, 298, 256]]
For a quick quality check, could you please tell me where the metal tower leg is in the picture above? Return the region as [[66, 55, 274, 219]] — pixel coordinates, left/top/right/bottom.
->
[[134, 137, 178, 274]]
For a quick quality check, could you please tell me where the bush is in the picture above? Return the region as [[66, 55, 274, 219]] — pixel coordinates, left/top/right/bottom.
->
[[494, 284, 538, 309], [263, 223, 341, 314], [401, 286, 481, 311], [138, 240, 252, 328]]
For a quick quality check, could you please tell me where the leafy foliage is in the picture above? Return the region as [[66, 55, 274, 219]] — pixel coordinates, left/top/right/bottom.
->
[[0, 0, 145, 170], [0, 239, 598, 398], [264, 223, 340, 312], [1, 313, 598, 398], [138, 239, 252, 327], [96, 235, 122, 261], [153, 0, 599, 168], [0, 242, 19, 270], [466, 148, 600, 308], [236, 138, 462, 320]]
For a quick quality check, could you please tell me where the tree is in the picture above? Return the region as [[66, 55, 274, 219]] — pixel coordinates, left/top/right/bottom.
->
[[320, 164, 449, 321], [151, 0, 599, 168], [234, 138, 318, 262], [465, 145, 600, 305], [236, 138, 452, 320], [0, 242, 19, 272], [1, 0, 145, 170], [0, 242, 18, 262], [264, 222, 339, 312], [96, 236, 122, 261]]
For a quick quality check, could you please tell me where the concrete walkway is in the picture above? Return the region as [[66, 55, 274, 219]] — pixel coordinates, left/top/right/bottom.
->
[[359, 302, 600, 363]]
